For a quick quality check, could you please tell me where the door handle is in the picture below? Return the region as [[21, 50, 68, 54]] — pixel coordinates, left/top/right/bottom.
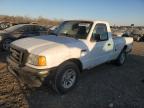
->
[[81, 49, 88, 56], [108, 43, 111, 46]]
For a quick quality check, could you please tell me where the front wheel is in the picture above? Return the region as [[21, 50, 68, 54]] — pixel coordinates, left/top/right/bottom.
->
[[52, 61, 80, 94], [2, 38, 13, 51], [115, 50, 126, 66]]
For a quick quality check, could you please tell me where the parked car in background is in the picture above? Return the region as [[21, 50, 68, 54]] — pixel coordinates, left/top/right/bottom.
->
[[0, 22, 11, 30], [112, 26, 144, 42], [0, 24, 48, 50], [131, 29, 144, 42], [47, 25, 58, 34], [7, 20, 133, 94], [49, 25, 58, 31]]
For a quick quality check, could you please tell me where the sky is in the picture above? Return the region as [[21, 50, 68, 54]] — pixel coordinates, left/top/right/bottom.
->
[[0, 0, 144, 26]]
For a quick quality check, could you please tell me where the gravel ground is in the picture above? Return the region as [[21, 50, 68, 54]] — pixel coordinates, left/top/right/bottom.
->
[[0, 42, 144, 108]]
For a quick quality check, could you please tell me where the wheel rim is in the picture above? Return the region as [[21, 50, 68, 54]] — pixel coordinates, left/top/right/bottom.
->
[[120, 52, 125, 64], [61, 68, 77, 89], [3, 39, 12, 50]]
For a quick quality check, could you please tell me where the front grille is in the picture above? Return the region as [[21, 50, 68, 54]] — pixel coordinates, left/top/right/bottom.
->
[[9, 45, 28, 67]]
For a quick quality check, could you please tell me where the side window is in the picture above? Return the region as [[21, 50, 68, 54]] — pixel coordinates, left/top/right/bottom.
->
[[23, 25, 35, 33], [29, 25, 39, 33], [39, 26, 47, 31], [31, 25, 37, 32], [92, 23, 108, 41], [23, 26, 33, 32], [33, 25, 45, 32], [17, 26, 28, 32]]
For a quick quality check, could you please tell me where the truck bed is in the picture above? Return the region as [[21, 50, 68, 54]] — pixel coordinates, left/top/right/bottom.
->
[[113, 36, 133, 53]]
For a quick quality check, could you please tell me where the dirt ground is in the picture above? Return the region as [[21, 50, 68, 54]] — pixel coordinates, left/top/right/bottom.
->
[[0, 42, 144, 108]]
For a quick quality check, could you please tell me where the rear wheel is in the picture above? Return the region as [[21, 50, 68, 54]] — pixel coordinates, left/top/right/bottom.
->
[[51, 61, 80, 94], [115, 50, 126, 66], [139, 36, 144, 42]]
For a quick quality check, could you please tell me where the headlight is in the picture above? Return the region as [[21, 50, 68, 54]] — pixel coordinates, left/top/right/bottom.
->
[[27, 54, 47, 66]]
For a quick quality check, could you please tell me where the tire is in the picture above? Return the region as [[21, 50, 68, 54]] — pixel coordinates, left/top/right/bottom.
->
[[2, 38, 13, 51], [115, 50, 126, 66], [51, 61, 80, 94], [139, 36, 144, 42]]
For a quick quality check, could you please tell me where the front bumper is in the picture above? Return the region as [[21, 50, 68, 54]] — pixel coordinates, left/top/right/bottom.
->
[[7, 57, 50, 87]]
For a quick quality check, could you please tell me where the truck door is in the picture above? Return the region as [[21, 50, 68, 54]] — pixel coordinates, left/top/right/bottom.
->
[[88, 23, 113, 67]]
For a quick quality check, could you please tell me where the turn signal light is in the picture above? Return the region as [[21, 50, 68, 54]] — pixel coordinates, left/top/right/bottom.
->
[[38, 56, 46, 66]]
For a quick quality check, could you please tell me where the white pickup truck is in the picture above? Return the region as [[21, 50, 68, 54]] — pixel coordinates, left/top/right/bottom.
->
[[7, 20, 133, 94]]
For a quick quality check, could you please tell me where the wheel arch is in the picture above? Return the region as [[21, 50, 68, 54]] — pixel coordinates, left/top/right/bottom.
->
[[1, 37, 15, 50], [123, 45, 127, 51], [60, 58, 83, 73]]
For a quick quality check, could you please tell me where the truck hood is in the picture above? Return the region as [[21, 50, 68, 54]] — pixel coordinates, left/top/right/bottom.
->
[[12, 35, 87, 55]]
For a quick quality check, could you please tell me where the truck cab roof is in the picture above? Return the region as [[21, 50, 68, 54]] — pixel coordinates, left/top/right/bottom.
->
[[64, 20, 109, 24]]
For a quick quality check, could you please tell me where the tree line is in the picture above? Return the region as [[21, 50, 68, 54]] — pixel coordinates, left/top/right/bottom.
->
[[0, 15, 60, 26]]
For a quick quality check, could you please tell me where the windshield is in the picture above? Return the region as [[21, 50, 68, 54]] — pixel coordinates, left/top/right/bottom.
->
[[4, 24, 24, 32], [55, 21, 93, 39]]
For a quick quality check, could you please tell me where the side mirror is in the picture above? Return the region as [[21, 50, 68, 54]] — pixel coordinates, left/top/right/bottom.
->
[[91, 34, 101, 41]]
